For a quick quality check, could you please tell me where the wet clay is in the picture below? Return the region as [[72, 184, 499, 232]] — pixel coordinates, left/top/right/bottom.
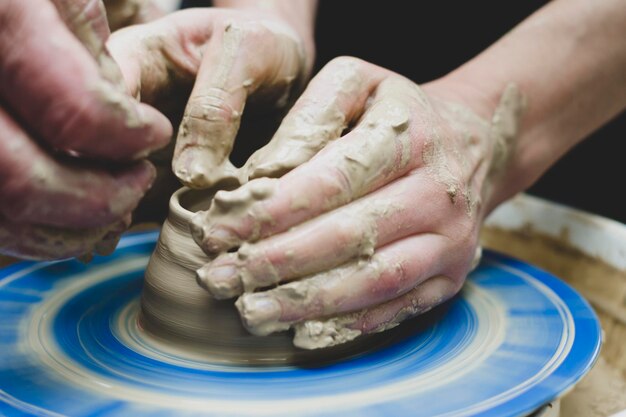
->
[[54, 0, 149, 133], [0, 217, 124, 260], [191, 80, 521, 348], [242, 59, 362, 180], [191, 77, 415, 262], [482, 225, 626, 416], [424, 83, 525, 215], [190, 177, 279, 258], [140, 187, 388, 364], [173, 20, 305, 189]]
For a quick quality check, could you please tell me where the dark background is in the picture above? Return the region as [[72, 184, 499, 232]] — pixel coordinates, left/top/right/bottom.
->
[[185, 0, 625, 223]]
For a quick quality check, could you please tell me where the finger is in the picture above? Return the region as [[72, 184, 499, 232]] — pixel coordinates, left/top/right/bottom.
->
[[234, 234, 467, 336], [242, 57, 387, 180], [197, 173, 449, 299], [0, 106, 156, 229], [0, 217, 127, 261], [50, 0, 124, 84], [172, 17, 305, 189], [191, 76, 428, 254], [0, 0, 171, 160], [92, 213, 130, 255], [106, 9, 215, 105], [293, 275, 460, 349]]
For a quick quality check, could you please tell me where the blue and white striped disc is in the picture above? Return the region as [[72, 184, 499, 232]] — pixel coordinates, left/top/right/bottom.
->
[[0, 231, 601, 417]]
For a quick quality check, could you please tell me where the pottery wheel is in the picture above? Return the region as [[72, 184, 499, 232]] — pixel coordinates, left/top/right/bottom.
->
[[0, 231, 601, 417]]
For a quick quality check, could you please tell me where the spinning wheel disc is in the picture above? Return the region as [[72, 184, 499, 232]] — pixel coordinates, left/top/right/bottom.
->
[[0, 232, 601, 417]]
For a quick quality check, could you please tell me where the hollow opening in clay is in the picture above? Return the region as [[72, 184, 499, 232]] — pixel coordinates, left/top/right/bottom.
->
[[177, 188, 215, 213]]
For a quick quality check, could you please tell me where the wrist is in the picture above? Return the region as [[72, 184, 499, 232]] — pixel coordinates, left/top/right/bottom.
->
[[422, 76, 528, 217]]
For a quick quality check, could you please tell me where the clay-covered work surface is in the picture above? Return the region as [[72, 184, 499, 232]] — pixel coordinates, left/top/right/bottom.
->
[[482, 226, 626, 417], [0, 231, 600, 417]]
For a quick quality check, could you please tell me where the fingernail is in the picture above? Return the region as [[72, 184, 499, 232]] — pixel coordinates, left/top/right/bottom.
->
[[190, 214, 240, 254], [196, 264, 242, 299], [173, 148, 211, 188], [235, 294, 286, 336]]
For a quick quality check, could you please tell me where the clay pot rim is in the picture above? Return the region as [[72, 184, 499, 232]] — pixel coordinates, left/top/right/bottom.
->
[[169, 187, 216, 221]]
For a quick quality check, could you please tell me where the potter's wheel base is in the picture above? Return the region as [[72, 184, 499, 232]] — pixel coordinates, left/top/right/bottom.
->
[[0, 231, 601, 417]]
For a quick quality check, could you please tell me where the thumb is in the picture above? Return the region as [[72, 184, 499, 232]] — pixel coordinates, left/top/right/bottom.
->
[[242, 57, 384, 180]]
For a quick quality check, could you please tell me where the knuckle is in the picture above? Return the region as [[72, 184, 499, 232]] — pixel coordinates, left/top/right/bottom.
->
[[369, 257, 409, 300], [39, 90, 112, 151], [332, 217, 363, 245], [323, 166, 352, 196], [324, 56, 363, 73], [186, 90, 238, 123]]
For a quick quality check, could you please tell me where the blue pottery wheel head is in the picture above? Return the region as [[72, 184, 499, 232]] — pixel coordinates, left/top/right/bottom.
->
[[0, 232, 601, 417]]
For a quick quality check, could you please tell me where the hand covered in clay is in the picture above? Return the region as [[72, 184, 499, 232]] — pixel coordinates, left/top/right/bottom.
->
[[103, 0, 165, 31], [0, 0, 172, 260], [191, 57, 524, 348], [108, 6, 314, 190]]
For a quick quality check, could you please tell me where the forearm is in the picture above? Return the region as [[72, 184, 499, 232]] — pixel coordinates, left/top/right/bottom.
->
[[213, 0, 317, 63], [425, 0, 626, 211]]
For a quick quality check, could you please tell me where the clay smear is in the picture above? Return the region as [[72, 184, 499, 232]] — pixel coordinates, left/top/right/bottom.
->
[[242, 59, 362, 179], [424, 83, 525, 215], [174, 20, 305, 189], [197, 80, 524, 349]]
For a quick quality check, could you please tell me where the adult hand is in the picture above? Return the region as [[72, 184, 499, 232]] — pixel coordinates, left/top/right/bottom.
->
[[191, 57, 524, 348], [109, 5, 315, 189], [107, 4, 316, 224], [0, 0, 172, 260]]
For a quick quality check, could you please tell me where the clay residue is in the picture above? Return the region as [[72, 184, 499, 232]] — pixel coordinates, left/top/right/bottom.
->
[[488, 84, 527, 175], [243, 100, 346, 179], [234, 257, 388, 336], [242, 59, 362, 180], [317, 78, 413, 210], [294, 316, 362, 349], [192, 78, 527, 349], [481, 225, 626, 385], [0, 217, 125, 260], [202, 204, 383, 300], [190, 177, 278, 255], [423, 83, 526, 216], [173, 19, 305, 189], [560, 358, 626, 417], [291, 276, 452, 350], [139, 188, 397, 366], [173, 23, 245, 189], [92, 81, 148, 132]]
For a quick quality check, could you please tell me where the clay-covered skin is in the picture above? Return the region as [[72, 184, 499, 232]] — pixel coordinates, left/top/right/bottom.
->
[[192, 57, 525, 348], [0, 3, 314, 261], [194, 0, 626, 348], [0, 0, 170, 260], [107, 7, 315, 191], [171, 15, 309, 189], [0, 0, 171, 160]]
